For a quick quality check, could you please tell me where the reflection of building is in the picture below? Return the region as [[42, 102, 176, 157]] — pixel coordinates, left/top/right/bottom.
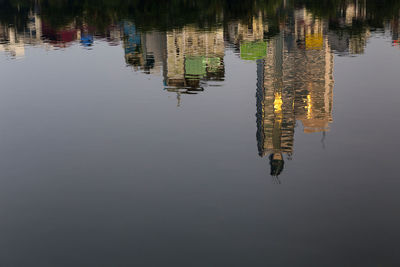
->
[[255, 9, 334, 177], [161, 26, 225, 105], [227, 16, 268, 60], [227, 16, 266, 43], [0, 13, 44, 57], [164, 26, 225, 90], [328, 0, 370, 55], [0, 11, 122, 58], [122, 22, 166, 74], [121, 24, 226, 104]]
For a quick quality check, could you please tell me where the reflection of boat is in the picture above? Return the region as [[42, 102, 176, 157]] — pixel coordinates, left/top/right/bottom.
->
[[80, 33, 93, 46]]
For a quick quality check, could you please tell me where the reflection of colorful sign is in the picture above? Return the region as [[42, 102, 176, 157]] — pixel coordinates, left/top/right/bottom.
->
[[240, 41, 267, 60], [306, 34, 323, 50]]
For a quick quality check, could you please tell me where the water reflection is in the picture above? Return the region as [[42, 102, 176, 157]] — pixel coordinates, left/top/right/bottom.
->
[[0, 0, 399, 179]]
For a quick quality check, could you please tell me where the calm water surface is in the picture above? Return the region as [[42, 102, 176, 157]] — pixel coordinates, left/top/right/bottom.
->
[[1, 0, 400, 266]]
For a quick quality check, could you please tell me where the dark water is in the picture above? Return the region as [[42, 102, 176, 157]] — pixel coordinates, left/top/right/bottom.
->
[[1, 0, 400, 266]]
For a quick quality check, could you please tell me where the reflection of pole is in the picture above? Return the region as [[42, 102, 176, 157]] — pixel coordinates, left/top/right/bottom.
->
[[176, 92, 181, 107], [321, 131, 326, 150]]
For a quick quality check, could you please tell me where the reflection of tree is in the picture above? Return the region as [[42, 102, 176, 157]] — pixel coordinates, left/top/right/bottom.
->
[[1, 0, 399, 41], [0, 0, 32, 31]]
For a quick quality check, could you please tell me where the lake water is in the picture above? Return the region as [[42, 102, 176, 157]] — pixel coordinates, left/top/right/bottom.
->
[[1, 0, 400, 266]]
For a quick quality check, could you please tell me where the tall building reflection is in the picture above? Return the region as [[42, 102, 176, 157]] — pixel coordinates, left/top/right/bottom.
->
[[227, 10, 334, 178]]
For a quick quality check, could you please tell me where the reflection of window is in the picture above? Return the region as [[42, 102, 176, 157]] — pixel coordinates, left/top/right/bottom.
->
[[306, 34, 323, 50]]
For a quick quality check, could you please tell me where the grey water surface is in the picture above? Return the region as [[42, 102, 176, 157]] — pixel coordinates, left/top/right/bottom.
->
[[0, 1, 400, 266]]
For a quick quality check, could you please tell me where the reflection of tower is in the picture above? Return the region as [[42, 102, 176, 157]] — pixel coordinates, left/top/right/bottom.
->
[[255, 8, 334, 178], [256, 34, 295, 177]]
